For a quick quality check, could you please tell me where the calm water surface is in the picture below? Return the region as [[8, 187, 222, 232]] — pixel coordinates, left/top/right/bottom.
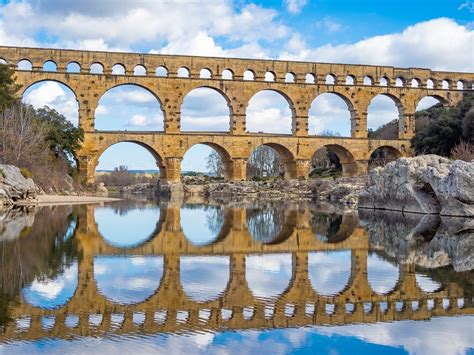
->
[[0, 199, 472, 354]]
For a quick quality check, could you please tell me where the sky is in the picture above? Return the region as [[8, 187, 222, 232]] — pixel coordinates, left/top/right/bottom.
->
[[1, 0, 473, 171]]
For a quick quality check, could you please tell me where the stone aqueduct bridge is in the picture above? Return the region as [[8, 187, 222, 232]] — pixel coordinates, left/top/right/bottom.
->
[[1, 46, 473, 182], [1, 203, 472, 342]]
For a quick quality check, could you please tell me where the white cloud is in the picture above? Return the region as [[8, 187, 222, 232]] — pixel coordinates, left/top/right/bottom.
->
[[280, 18, 474, 72], [315, 17, 344, 33], [284, 0, 308, 14], [126, 114, 164, 129], [458, 1, 474, 12]]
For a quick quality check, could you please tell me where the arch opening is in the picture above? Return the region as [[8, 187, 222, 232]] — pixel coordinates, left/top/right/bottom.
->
[[90, 63, 104, 74], [246, 90, 293, 134], [180, 204, 227, 245], [155, 66, 168, 77], [222, 69, 233, 80], [95, 84, 164, 131], [442, 80, 450, 89], [411, 78, 420, 88], [379, 77, 389, 86], [182, 143, 231, 180], [43, 60, 57, 72], [285, 72, 295, 83], [18, 59, 32, 71], [66, 62, 80, 73], [246, 205, 295, 244], [112, 64, 125, 75], [345, 75, 355, 85], [95, 142, 163, 189], [310, 144, 357, 177], [308, 93, 352, 137], [0, 58, 7, 64], [395, 77, 405, 87], [363, 76, 374, 85], [369, 146, 402, 169], [180, 87, 230, 132], [264, 71, 275, 82], [94, 255, 163, 305], [305, 73, 315, 84], [134, 65, 147, 76], [367, 94, 403, 140], [177, 67, 190, 78], [416, 96, 444, 112], [243, 69, 255, 80], [180, 256, 230, 302], [200, 68, 212, 79], [367, 253, 399, 294], [456, 81, 464, 90], [22, 80, 79, 127], [325, 74, 336, 85], [247, 143, 296, 180], [426, 79, 434, 89]]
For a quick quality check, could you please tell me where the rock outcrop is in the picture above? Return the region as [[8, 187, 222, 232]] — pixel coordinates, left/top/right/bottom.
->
[[359, 155, 474, 216], [0, 165, 37, 208]]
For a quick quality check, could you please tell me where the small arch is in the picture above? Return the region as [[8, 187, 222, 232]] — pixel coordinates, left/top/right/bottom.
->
[[305, 73, 315, 84], [155, 66, 168, 77], [264, 71, 276, 82], [243, 69, 255, 81], [0, 58, 7, 64], [180, 87, 231, 132], [411, 78, 421, 88], [311, 144, 357, 176], [369, 146, 402, 169], [222, 69, 233, 80], [247, 143, 296, 179], [395, 77, 405, 87], [133, 65, 147, 76], [367, 253, 399, 294], [66, 61, 81, 73], [442, 80, 450, 89], [308, 251, 351, 296], [200, 68, 212, 79], [345, 75, 355, 85], [17, 59, 32, 71], [363, 76, 374, 85], [285, 72, 295, 83], [112, 64, 125, 75], [246, 90, 294, 134], [325, 74, 336, 85], [90, 63, 104, 74], [426, 79, 435, 89], [456, 80, 464, 90], [42, 60, 57, 72], [379, 77, 389, 86], [177, 67, 190, 78]]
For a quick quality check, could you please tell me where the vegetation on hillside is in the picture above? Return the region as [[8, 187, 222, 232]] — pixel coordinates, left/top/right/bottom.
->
[[0, 64, 84, 191]]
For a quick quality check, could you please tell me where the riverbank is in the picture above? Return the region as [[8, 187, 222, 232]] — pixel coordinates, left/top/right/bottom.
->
[[16, 195, 121, 206]]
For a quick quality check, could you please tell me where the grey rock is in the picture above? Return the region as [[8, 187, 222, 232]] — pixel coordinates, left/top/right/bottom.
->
[[0, 164, 37, 207], [359, 155, 474, 216]]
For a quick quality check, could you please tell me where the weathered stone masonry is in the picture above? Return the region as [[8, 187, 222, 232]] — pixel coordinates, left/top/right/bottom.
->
[[0, 46, 472, 183]]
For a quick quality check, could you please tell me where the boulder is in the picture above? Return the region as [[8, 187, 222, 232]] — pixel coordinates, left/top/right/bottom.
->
[[0, 164, 37, 207], [95, 182, 109, 197], [359, 155, 474, 216]]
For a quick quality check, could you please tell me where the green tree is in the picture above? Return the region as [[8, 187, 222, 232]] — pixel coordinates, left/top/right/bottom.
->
[[36, 106, 84, 162], [411, 93, 473, 156], [0, 64, 19, 108]]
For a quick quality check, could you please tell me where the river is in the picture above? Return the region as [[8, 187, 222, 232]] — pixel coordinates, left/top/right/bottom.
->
[[0, 198, 472, 354]]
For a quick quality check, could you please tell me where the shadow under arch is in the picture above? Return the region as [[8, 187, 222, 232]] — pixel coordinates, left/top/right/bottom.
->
[[180, 204, 233, 247], [95, 140, 166, 178], [181, 141, 233, 180], [313, 144, 358, 176], [247, 142, 297, 179], [369, 145, 402, 169]]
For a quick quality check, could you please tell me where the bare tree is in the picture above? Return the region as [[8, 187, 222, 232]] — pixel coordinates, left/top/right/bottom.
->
[[247, 146, 284, 178], [205, 150, 224, 177]]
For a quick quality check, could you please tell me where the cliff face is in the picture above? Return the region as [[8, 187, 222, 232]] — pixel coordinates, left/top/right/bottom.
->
[[0, 164, 37, 209], [359, 155, 474, 216]]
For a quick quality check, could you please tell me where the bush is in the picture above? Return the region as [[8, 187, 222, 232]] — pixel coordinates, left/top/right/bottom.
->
[[20, 168, 33, 179], [451, 141, 474, 162]]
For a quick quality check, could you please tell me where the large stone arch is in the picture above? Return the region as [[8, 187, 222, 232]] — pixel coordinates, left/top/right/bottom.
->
[[18, 78, 79, 99], [247, 142, 298, 179], [179, 85, 233, 132], [311, 144, 358, 176], [367, 93, 405, 139], [245, 89, 296, 134], [368, 145, 402, 169]]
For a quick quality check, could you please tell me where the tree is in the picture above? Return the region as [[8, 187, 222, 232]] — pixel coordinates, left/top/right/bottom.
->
[[0, 64, 19, 108], [36, 106, 84, 163], [411, 93, 473, 156], [247, 146, 284, 178], [205, 150, 224, 177]]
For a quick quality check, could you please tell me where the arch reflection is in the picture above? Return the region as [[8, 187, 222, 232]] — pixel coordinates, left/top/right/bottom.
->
[[310, 212, 357, 243], [94, 202, 161, 247], [367, 253, 399, 294], [180, 205, 225, 246], [246, 206, 294, 244], [94, 256, 163, 304], [308, 251, 351, 296], [180, 256, 230, 302], [246, 253, 292, 300], [22, 261, 78, 309]]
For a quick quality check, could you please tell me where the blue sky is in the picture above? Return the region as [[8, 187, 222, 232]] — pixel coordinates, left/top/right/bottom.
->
[[1, 0, 473, 171]]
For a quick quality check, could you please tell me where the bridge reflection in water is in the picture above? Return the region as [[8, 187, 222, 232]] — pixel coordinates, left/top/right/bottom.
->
[[0, 201, 472, 344]]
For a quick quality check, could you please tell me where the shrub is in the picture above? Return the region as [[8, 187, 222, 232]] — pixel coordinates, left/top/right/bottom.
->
[[450, 141, 474, 162], [20, 168, 33, 179]]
